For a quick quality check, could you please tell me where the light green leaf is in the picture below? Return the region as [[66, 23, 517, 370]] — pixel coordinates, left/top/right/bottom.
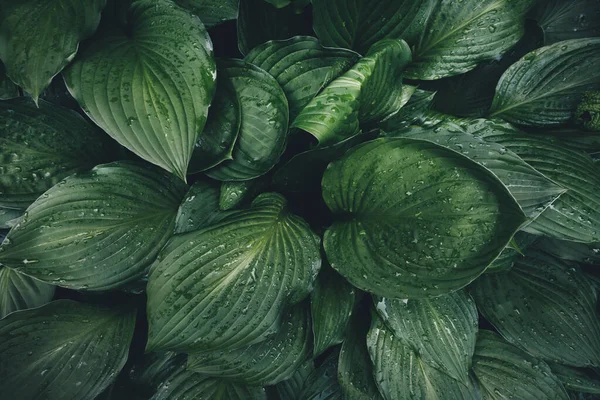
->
[[549, 363, 600, 395], [0, 300, 136, 400], [275, 361, 315, 400], [146, 193, 320, 353], [292, 39, 412, 145], [175, 180, 222, 234], [206, 59, 289, 181], [367, 313, 477, 400], [322, 138, 526, 298], [187, 304, 311, 386], [175, 0, 239, 28], [64, 0, 216, 181], [0, 0, 105, 101], [0, 98, 114, 210], [532, 0, 600, 45], [0, 161, 187, 291], [472, 330, 570, 400], [470, 250, 600, 367], [245, 36, 359, 121], [0, 266, 54, 318], [489, 38, 600, 127], [311, 267, 357, 357]]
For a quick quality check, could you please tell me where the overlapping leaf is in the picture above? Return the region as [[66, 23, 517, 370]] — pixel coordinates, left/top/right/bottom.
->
[[146, 193, 320, 353], [175, 0, 239, 28], [297, 351, 343, 400], [0, 267, 55, 318], [0, 161, 187, 291], [322, 138, 525, 298], [64, 0, 216, 181], [174, 180, 222, 234]]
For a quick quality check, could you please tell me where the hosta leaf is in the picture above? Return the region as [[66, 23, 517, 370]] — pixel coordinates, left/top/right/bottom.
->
[[0, 300, 136, 400], [146, 193, 320, 353], [64, 0, 216, 181], [0, 161, 187, 291], [379, 89, 436, 132], [0, 0, 105, 101], [485, 231, 538, 273], [275, 361, 315, 400], [0, 98, 114, 210], [470, 250, 600, 367], [292, 39, 412, 145], [548, 363, 600, 394], [175, 180, 222, 234], [0, 208, 21, 229], [373, 292, 477, 383], [151, 369, 266, 400], [322, 138, 525, 298], [219, 179, 267, 211], [387, 123, 566, 221], [187, 304, 311, 386], [472, 331, 569, 400], [175, 0, 239, 28], [532, 0, 600, 45], [367, 313, 477, 400], [0, 266, 54, 318], [206, 59, 288, 181], [489, 38, 600, 127], [311, 267, 357, 356], [535, 237, 600, 265], [245, 36, 359, 121], [129, 352, 187, 394], [297, 351, 343, 400], [0, 63, 19, 100]]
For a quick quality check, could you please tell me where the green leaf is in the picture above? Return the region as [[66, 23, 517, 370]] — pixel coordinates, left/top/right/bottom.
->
[[188, 75, 240, 174], [367, 313, 477, 400], [489, 38, 600, 127], [549, 363, 600, 395], [175, 0, 239, 28], [311, 267, 357, 357], [472, 330, 570, 400], [64, 0, 216, 181], [0, 63, 19, 100], [219, 179, 267, 211], [146, 193, 320, 353], [0, 0, 105, 101], [0, 161, 187, 291], [322, 138, 526, 298], [535, 237, 600, 265], [129, 352, 187, 394], [275, 361, 315, 400], [297, 351, 343, 400], [532, 0, 600, 45], [379, 89, 436, 132], [206, 59, 289, 181], [485, 232, 538, 273], [292, 39, 412, 145], [245, 36, 359, 121], [0, 98, 114, 210], [187, 304, 311, 386], [0, 266, 54, 318], [175, 180, 222, 234], [150, 369, 266, 400], [387, 123, 566, 221], [0, 300, 136, 400], [0, 208, 21, 229], [469, 250, 600, 367]]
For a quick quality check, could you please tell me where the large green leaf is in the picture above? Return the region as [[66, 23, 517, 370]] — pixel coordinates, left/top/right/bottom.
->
[[146, 193, 320, 353], [322, 138, 526, 298], [373, 291, 478, 383], [532, 0, 600, 45], [64, 0, 216, 181], [175, 0, 239, 28], [472, 331, 570, 400], [0, 98, 114, 210], [367, 313, 477, 400], [187, 304, 311, 386], [245, 36, 359, 121], [549, 363, 600, 395], [0, 161, 187, 291], [0, 266, 54, 318], [0, 300, 136, 400], [0, 0, 105, 101], [311, 267, 357, 357], [489, 38, 600, 127], [206, 59, 288, 181], [292, 39, 412, 145], [470, 250, 600, 367], [174, 180, 222, 234]]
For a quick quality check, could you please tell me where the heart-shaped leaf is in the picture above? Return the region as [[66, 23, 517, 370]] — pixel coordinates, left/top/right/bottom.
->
[[0, 300, 136, 400], [0, 98, 114, 210], [0, 0, 105, 101], [64, 0, 216, 181], [0, 161, 187, 291], [0, 266, 55, 318], [175, 0, 239, 28], [322, 138, 526, 298], [490, 38, 600, 127], [146, 193, 320, 353]]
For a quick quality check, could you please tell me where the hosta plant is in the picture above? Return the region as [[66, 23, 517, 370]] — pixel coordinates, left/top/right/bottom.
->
[[1, 0, 600, 399]]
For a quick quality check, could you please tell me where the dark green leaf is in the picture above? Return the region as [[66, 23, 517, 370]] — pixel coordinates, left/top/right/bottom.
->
[[322, 138, 526, 298], [129, 352, 187, 394], [297, 351, 343, 400], [64, 0, 216, 181], [0, 300, 136, 400], [532, 0, 600, 45], [0, 208, 21, 229], [0, 0, 105, 101], [549, 363, 600, 394], [146, 193, 320, 353], [378, 89, 436, 132], [175, 0, 239, 28], [0, 161, 187, 291], [219, 179, 267, 211], [0, 266, 54, 318], [535, 237, 600, 265], [0, 63, 19, 100], [485, 231, 538, 273], [175, 180, 222, 234], [274, 361, 314, 400]]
